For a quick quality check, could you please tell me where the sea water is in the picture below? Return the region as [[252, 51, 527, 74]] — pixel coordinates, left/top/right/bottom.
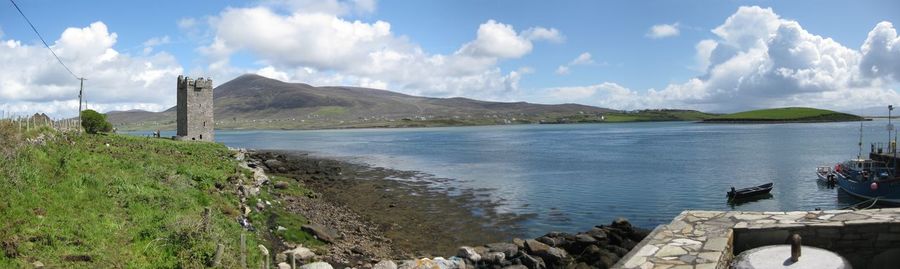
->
[[136, 120, 891, 237]]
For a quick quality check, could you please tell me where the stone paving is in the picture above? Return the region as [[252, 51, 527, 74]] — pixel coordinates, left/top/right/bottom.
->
[[612, 208, 900, 269]]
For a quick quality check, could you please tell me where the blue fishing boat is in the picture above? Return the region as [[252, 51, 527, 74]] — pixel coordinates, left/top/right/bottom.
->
[[830, 105, 900, 204]]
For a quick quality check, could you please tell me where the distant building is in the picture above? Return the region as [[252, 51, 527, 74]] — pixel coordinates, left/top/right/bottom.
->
[[176, 75, 214, 141]]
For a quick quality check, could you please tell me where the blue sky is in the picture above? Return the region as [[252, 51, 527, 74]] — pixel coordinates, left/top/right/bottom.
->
[[1, 0, 900, 117]]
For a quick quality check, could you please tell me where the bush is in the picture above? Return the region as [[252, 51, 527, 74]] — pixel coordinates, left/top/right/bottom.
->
[[80, 109, 112, 134]]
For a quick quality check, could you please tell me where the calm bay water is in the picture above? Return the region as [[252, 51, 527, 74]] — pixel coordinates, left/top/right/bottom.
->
[[137, 120, 893, 236]]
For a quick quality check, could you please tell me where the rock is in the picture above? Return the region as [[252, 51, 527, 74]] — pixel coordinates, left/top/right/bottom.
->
[[610, 218, 633, 234], [274, 181, 290, 189], [572, 262, 591, 269], [278, 262, 292, 269], [457, 246, 482, 262], [604, 245, 628, 258], [399, 258, 462, 269], [373, 260, 398, 269], [518, 254, 545, 269], [265, 159, 283, 170], [302, 224, 339, 243], [486, 242, 519, 257], [525, 239, 550, 256], [484, 252, 505, 264], [536, 236, 562, 247], [574, 234, 596, 244], [512, 238, 526, 249], [300, 262, 334, 269], [276, 253, 287, 263], [542, 247, 570, 264], [284, 246, 316, 261], [586, 227, 608, 241], [502, 265, 528, 269], [32, 261, 44, 268]]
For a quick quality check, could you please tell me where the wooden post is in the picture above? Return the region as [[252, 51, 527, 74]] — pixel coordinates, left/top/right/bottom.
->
[[240, 233, 247, 269], [203, 207, 211, 234], [290, 253, 296, 269], [209, 243, 224, 267], [258, 245, 269, 269]]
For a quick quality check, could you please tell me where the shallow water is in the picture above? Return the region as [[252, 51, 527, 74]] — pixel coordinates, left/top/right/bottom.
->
[[133, 120, 893, 237]]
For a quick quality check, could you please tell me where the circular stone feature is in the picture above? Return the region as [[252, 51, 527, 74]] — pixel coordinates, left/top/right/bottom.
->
[[732, 245, 850, 269]]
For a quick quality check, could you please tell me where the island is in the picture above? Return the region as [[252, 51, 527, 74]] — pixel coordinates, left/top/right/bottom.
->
[[701, 107, 867, 123]]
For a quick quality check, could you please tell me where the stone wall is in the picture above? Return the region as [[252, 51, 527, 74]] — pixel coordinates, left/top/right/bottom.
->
[[613, 208, 900, 269], [176, 75, 215, 142]]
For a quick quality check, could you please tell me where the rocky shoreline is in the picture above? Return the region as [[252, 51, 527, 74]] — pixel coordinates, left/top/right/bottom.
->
[[242, 150, 649, 269]]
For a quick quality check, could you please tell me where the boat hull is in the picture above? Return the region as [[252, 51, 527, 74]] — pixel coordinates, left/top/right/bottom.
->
[[835, 173, 900, 204]]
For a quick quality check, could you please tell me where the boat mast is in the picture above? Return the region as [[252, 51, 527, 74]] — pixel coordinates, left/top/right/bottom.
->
[[859, 121, 863, 160]]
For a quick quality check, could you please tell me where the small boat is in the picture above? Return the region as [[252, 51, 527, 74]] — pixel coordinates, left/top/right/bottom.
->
[[816, 166, 837, 186], [727, 183, 774, 200]]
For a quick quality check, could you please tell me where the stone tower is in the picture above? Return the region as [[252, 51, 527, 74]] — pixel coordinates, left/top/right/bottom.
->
[[176, 75, 214, 141]]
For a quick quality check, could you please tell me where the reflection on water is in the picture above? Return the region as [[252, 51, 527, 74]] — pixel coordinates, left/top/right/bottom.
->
[[130, 120, 895, 237]]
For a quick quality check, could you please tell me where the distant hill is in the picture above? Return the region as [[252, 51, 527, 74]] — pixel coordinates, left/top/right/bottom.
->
[[108, 74, 711, 130], [702, 107, 866, 123]]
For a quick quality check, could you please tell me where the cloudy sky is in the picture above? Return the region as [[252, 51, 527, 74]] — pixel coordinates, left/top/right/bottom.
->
[[1, 0, 900, 118]]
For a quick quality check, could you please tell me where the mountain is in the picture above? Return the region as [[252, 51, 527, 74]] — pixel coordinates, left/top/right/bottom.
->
[[108, 74, 695, 130]]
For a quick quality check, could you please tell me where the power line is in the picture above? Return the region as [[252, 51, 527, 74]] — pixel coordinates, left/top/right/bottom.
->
[[8, 0, 81, 80]]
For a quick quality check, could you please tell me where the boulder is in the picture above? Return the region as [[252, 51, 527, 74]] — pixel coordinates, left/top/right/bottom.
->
[[373, 260, 398, 269], [302, 224, 339, 243], [457, 246, 482, 262], [484, 252, 505, 264], [276, 253, 287, 263], [278, 262, 292, 269], [284, 246, 316, 261], [486, 242, 519, 258], [300, 262, 334, 269], [501, 265, 528, 269], [264, 159, 283, 171], [586, 228, 608, 241], [574, 234, 596, 244], [518, 254, 545, 269], [398, 258, 462, 269], [274, 181, 290, 189], [525, 239, 550, 256], [512, 238, 526, 250], [536, 236, 563, 247]]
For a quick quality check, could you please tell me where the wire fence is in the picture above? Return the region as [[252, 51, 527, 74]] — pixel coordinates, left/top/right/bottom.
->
[[0, 111, 82, 132]]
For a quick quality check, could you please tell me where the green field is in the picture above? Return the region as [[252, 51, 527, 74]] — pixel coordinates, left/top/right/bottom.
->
[[704, 107, 864, 122], [0, 123, 319, 268]]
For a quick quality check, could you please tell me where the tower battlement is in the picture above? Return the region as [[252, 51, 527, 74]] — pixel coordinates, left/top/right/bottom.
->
[[175, 75, 215, 141]]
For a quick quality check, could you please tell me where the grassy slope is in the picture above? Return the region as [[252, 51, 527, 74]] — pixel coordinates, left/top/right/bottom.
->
[[706, 107, 863, 122], [0, 125, 321, 268], [602, 110, 717, 123]]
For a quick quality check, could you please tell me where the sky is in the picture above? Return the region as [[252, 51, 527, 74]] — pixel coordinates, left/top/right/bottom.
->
[[1, 0, 900, 118]]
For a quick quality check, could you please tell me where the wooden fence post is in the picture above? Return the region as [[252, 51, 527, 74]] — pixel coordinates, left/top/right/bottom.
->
[[258, 245, 269, 269], [209, 243, 224, 267], [240, 233, 247, 269]]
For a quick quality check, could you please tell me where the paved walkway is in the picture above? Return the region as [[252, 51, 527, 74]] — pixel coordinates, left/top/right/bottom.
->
[[613, 208, 900, 269]]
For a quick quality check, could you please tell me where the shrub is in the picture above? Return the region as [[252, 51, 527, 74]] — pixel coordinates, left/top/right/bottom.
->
[[80, 109, 112, 134]]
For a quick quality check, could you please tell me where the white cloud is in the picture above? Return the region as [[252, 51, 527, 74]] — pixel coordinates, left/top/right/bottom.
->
[[201, 5, 561, 101], [523, 27, 564, 43], [860, 21, 900, 81], [143, 36, 171, 47], [549, 6, 900, 112], [647, 23, 680, 39], [556, 52, 594, 75], [0, 21, 183, 118]]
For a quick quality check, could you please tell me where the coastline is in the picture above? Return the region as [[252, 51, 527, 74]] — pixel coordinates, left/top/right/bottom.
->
[[245, 150, 651, 269], [248, 150, 530, 258]]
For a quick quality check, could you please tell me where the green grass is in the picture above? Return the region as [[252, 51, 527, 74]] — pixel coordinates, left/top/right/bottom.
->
[[0, 128, 268, 268], [707, 107, 863, 122], [601, 109, 717, 123]]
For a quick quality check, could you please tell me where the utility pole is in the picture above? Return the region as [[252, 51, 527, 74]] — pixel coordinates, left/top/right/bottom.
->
[[890, 105, 895, 153], [78, 77, 86, 122]]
